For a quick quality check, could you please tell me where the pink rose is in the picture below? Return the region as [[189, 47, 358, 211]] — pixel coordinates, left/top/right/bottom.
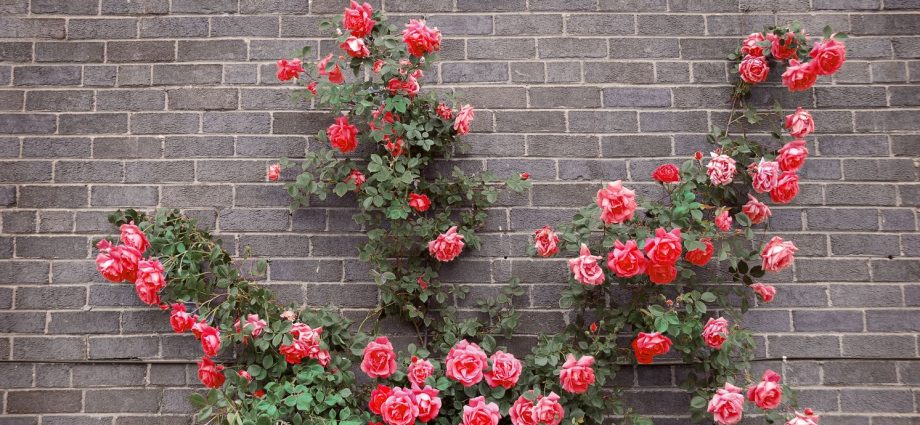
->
[[276, 58, 304, 82], [707, 152, 737, 186], [684, 238, 714, 267], [702, 317, 730, 349], [509, 395, 537, 425], [306, 81, 317, 95], [782, 59, 817, 92], [750, 159, 780, 193], [632, 332, 672, 364], [646, 261, 677, 285], [341, 36, 370, 58], [596, 180, 637, 225], [428, 226, 465, 262], [785, 107, 814, 138], [403, 19, 441, 57], [743, 194, 772, 225], [342, 1, 375, 38], [569, 243, 605, 286], [715, 209, 732, 232], [238, 314, 267, 337], [317, 53, 344, 84], [809, 38, 846, 75], [436, 103, 453, 120], [169, 303, 197, 334], [328, 116, 358, 154], [345, 169, 366, 190], [369, 384, 391, 415], [707, 383, 745, 425], [280, 323, 323, 364], [644, 227, 683, 264], [412, 385, 442, 422], [407, 357, 435, 387], [361, 336, 397, 379], [120, 221, 149, 252], [267, 163, 281, 181], [769, 32, 798, 60], [769, 172, 799, 204], [786, 409, 820, 425], [237, 370, 252, 382], [381, 387, 419, 425], [751, 283, 776, 303], [533, 392, 565, 425], [96, 240, 141, 283], [739, 54, 770, 84], [197, 356, 225, 389], [134, 258, 165, 305], [534, 226, 559, 258], [403, 76, 420, 98], [199, 323, 221, 357], [741, 32, 766, 56], [484, 350, 522, 389], [408, 193, 431, 212], [652, 163, 680, 183], [559, 354, 595, 394], [607, 239, 647, 278], [760, 236, 797, 272], [445, 339, 488, 386], [453, 104, 474, 135], [462, 396, 500, 425], [776, 139, 809, 173], [747, 369, 783, 410]]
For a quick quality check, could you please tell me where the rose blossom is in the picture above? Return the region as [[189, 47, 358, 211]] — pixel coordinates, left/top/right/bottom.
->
[[632, 332, 672, 364], [199, 323, 221, 357], [702, 317, 730, 349], [785, 107, 815, 138], [238, 370, 252, 382], [412, 385, 442, 422], [267, 163, 281, 181], [646, 261, 677, 285], [134, 259, 165, 305], [327, 116, 358, 153], [384, 136, 404, 157], [715, 209, 732, 232], [533, 392, 565, 425], [340, 36, 369, 58], [652, 163, 680, 183], [761, 236, 797, 272], [607, 239, 647, 278], [237, 314, 267, 337], [751, 283, 776, 303], [462, 396, 500, 425], [596, 180, 637, 225], [373, 59, 384, 73], [769, 32, 797, 60], [707, 152, 737, 186], [169, 303, 197, 333], [276, 58, 304, 82], [750, 159, 780, 193], [569, 243, 605, 286], [453, 104, 474, 135], [342, 1, 375, 38], [747, 369, 783, 410], [739, 54, 770, 84], [281, 310, 297, 321], [810, 38, 846, 75], [559, 354, 595, 394], [96, 239, 141, 283], [306, 81, 317, 95], [280, 323, 323, 364], [644, 227, 683, 264], [368, 384, 392, 415], [509, 395, 537, 425], [685, 238, 714, 267], [445, 339, 488, 386], [197, 356, 225, 389], [407, 357, 435, 387], [534, 226, 559, 258], [436, 103, 453, 120], [381, 387, 418, 425], [707, 383, 745, 425], [786, 409, 820, 425], [741, 32, 766, 56], [345, 169, 366, 190], [776, 139, 809, 173], [120, 221, 149, 252], [770, 172, 799, 204], [408, 193, 431, 212], [484, 351, 522, 389], [387, 77, 404, 95], [428, 226, 465, 262], [743, 194, 772, 224], [361, 336, 397, 378], [782, 59, 817, 92], [403, 19, 442, 57], [403, 76, 420, 98], [317, 53, 344, 84]]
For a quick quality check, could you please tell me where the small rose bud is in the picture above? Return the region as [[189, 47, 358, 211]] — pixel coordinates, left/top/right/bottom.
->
[[411, 355, 418, 363], [694, 151, 703, 161], [665, 299, 674, 307], [589, 322, 598, 333], [520, 172, 530, 180]]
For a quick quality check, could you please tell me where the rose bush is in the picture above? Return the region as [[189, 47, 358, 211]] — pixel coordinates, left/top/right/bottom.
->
[[91, 9, 846, 425]]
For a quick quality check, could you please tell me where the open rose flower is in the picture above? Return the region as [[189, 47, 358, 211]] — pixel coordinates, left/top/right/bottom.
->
[[436, 103, 453, 120], [197, 356, 225, 389], [569, 243, 605, 286], [702, 317, 730, 349], [453, 104, 474, 135], [534, 226, 559, 258], [785, 107, 815, 138], [381, 387, 418, 425], [169, 303, 197, 334], [782, 59, 817, 92], [327, 116, 358, 153], [199, 323, 221, 357], [412, 385, 442, 422], [761, 236, 797, 272], [715, 209, 732, 232], [533, 392, 565, 425], [407, 357, 435, 387], [276, 58, 304, 82], [684, 238, 714, 267], [769, 32, 797, 60], [739, 54, 770, 84], [741, 32, 766, 56], [134, 259, 166, 305], [340, 36, 369, 58], [752, 283, 776, 303], [280, 323, 323, 364], [743, 194, 772, 224], [559, 354, 595, 394], [403, 75, 420, 97], [509, 395, 537, 425], [342, 1, 375, 37], [632, 332, 672, 364], [770, 172, 799, 204], [750, 159, 780, 193], [361, 336, 397, 379], [428, 226, 465, 262], [644, 227, 683, 264], [403, 19, 442, 57], [345, 169, 366, 190], [267, 163, 281, 181], [596, 180, 637, 225], [647, 261, 677, 284], [786, 409, 820, 425], [747, 369, 783, 410], [120, 221, 149, 252], [462, 396, 500, 425], [707, 152, 737, 186], [369, 384, 392, 415], [777, 139, 809, 173], [317, 53, 344, 84], [408, 193, 431, 212], [652, 163, 680, 183], [485, 351, 522, 389], [810, 38, 846, 75], [607, 239, 647, 278], [445, 339, 488, 386], [236, 314, 267, 338], [96, 240, 141, 283], [708, 383, 745, 425]]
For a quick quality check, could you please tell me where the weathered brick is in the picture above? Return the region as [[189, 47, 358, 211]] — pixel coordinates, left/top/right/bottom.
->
[[139, 17, 209, 38], [13, 66, 81, 86], [69, 18, 138, 40], [86, 389, 162, 412], [7, 390, 82, 413], [0, 42, 33, 62], [442, 62, 508, 83], [49, 311, 121, 334], [60, 113, 128, 135], [178, 40, 248, 61], [131, 113, 200, 134], [102, 0, 168, 15], [97, 90, 166, 111], [35, 42, 104, 63], [0, 18, 65, 39], [153, 64, 223, 86], [26, 90, 94, 112], [19, 186, 88, 208], [585, 62, 655, 83]]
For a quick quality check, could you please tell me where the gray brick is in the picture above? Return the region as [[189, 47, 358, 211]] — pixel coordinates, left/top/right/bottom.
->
[[131, 113, 199, 134], [32, 0, 99, 14], [570, 111, 638, 133], [604, 87, 671, 107], [495, 111, 565, 133], [69, 19, 138, 40], [97, 90, 166, 111], [831, 234, 900, 256], [818, 135, 890, 157], [211, 16, 279, 37], [585, 62, 655, 83], [35, 42, 104, 63], [0, 363, 33, 388], [203, 112, 271, 134], [0, 0, 28, 14], [164, 135, 233, 157], [117, 65, 151, 87], [12, 336, 85, 360], [442, 62, 508, 83], [530, 86, 601, 108], [844, 159, 917, 182], [125, 160, 193, 183], [0, 42, 33, 62], [14, 66, 81, 86], [495, 14, 563, 35], [171, 0, 238, 13], [178, 40, 248, 61], [249, 39, 318, 61], [767, 335, 841, 358], [7, 390, 82, 413], [219, 208, 289, 231], [601, 135, 671, 157], [0, 161, 52, 182], [86, 389, 161, 413], [794, 310, 864, 332], [639, 111, 707, 132], [797, 259, 870, 282], [108, 41, 176, 63], [238, 234, 310, 257], [26, 90, 94, 112], [139, 17, 209, 38], [88, 336, 159, 359], [0, 312, 45, 333], [59, 113, 128, 135], [843, 334, 916, 357], [101, 0, 168, 14], [17, 285, 86, 308], [872, 258, 920, 282], [19, 185, 87, 208], [161, 185, 232, 207], [168, 88, 238, 111], [807, 208, 879, 231], [153, 64, 223, 86], [538, 38, 607, 58], [841, 389, 915, 412], [0, 18, 65, 39], [0, 114, 56, 134], [867, 310, 920, 332], [55, 160, 123, 183], [91, 185, 158, 206], [468, 38, 536, 60], [49, 311, 121, 334]]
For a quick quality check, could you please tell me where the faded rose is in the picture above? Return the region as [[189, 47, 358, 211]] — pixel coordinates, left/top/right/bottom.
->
[[809, 38, 846, 75], [559, 354, 595, 394], [761, 236, 798, 272], [743, 194, 772, 224], [120, 221, 149, 252], [785, 107, 814, 138], [715, 209, 732, 232], [453, 104, 474, 135], [328, 116, 358, 153], [607, 239, 647, 278], [412, 385, 442, 422], [267, 163, 281, 181], [345, 169, 366, 190], [707, 152, 737, 186], [533, 392, 565, 425], [361, 336, 398, 379], [484, 350, 522, 389], [428, 226, 465, 262], [708, 383, 745, 425], [445, 339, 488, 387], [596, 180, 637, 225], [509, 395, 537, 425], [340, 36, 370, 58], [701, 317, 730, 349], [534, 226, 559, 258], [632, 332, 672, 364], [569, 243, 605, 286], [750, 159, 780, 193], [407, 357, 435, 387], [747, 369, 783, 410], [786, 409, 820, 425]]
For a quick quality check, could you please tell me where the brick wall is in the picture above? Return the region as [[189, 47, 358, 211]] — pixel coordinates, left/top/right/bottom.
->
[[0, 0, 918, 423]]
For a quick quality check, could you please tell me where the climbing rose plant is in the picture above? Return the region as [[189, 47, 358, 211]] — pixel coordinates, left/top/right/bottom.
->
[[92, 6, 845, 425]]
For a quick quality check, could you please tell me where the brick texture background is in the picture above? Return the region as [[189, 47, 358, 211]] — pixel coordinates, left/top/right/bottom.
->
[[0, 0, 918, 423]]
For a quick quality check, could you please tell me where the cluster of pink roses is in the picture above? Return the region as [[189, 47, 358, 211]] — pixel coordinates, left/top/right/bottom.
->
[[707, 369, 808, 425], [280, 322, 329, 365], [737, 29, 846, 92], [95, 222, 162, 305]]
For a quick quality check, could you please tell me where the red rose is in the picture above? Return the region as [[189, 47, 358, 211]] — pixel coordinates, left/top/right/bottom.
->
[[445, 339, 488, 387], [381, 387, 418, 425], [782, 59, 817, 92], [484, 351, 522, 389], [760, 236, 797, 272], [631, 332, 672, 364], [644, 227, 682, 264], [276, 58, 304, 82], [742, 194, 772, 224], [684, 238, 714, 267], [453, 104, 474, 135], [785, 107, 815, 138], [749, 159, 780, 193], [751, 283, 776, 303], [317, 54, 344, 84], [197, 356, 225, 389], [387, 77, 404, 95], [95, 239, 141, 283], [533, 226, 559, 258], [328, 116, 358, 153], [369, 384, 391, 415], [120, 221, 149, 252], [769, 172, 799, 204], [715, 209, 732, 232], [384, 136, 404, 157], [340, 36, 369, 58], [809, 38, 846, 75], [509, 394, 537, 425], [361, 336, 397, 379], [345, 169, 366, 191], [403, 19, 441, 57], [199, 323, 221, 357], [267, 163, 281, 182], [559, 354, 595, 394], [747, 369, 783, 410], [741, 32, 766, 56], [373, 59, 384, 73], [169, 303, 197, 334], [403, 76, 420, 97], [408, 193, 431, 212], [407, 358, 434, 388], [134, 259, 165, 305], [646, 261, 677, 285], [306, 81, 317, 95], [739, 54, 770, 84], [701, 317, 730, 349], [651, 163, 680, 183], [607, 239, 647, 278], [769, 32, 798, 60], [436, 103, 453, 120], [428, 226, 465, 262], [412, 385, 442, 422], [342, 1, 375, 38], [776, 139, 809, 173]]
